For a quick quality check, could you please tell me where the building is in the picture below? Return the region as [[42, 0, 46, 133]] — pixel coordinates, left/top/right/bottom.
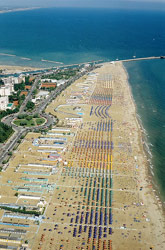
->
[[18, 75, 25, 83], [0, 235, 22, 244], [13, 100, 19, 106], [57, 80, 66, 87], [20, 91, 28, 96], [3, 76, 25, 85], [36, 90, 49, 99], [29, 76, 35, 83], [25, 85, 32, 90], [0, 85, 11, 96], [42, 79, 57, 83], [41, 82, 56, 89], [0, 96, 8, 110], [2, 76, 14, 85]]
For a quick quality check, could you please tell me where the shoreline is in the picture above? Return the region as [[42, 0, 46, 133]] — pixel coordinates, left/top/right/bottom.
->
[[45, 61, 165, 248], [0, 60, 164, 209], [122, 62, 165, 209], [117, 61, 165, 248], [0, 64, 42, 74], [0, 61, 164, 249]]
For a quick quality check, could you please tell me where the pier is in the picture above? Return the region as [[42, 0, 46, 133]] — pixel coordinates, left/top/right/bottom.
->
[[118, 56, 164, 62]]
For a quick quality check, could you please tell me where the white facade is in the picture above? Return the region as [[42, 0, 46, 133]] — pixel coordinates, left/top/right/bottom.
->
[[3, 76, 25, 85], [0, 85, 11, 96], [16, 76, 25, 83], [0, 96, 8, 110], [57, 80, 66, 86]]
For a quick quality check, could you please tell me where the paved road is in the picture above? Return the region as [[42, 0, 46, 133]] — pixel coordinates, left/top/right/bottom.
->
[[0, 129, 24, 163], [0, 116, 54, 165], [19, 77, 40, 114], [0, 65, 97, 165]]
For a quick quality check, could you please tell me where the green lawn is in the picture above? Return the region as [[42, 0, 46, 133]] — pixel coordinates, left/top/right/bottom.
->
[[36, 118, 46, 125], [14, 119, 35, 127], [14, 117, 45, 127]]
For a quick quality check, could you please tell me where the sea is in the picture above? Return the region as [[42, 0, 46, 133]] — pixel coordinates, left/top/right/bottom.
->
[[0, 7, 164, 202]]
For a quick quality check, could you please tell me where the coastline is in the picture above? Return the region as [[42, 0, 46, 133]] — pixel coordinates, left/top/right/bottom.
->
[[120, 61, 165, 243], [46, 61, 165, 249], [0, 7, 41, 15], [0, 61, 164, 249], [0, 64, 42, 74], [122, 62, 165, 208]]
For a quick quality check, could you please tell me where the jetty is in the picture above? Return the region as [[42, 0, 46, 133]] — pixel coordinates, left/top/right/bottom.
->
[[118, 56, 163, 62]]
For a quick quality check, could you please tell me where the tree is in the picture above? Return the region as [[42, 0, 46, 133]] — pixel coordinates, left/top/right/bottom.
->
[[33, 113, 39, 118], [26, 115, 33, 121], [25, 76, 30, 84], [49, 87, 56, 92], [14, 82, 25, 91], [18, 114, 27, 119], [0, 79, 4, 86], [0, 122, 13, 143], [26, 101, 35, 110], [14, 107, 19, 113], [20, 94, 25, 101], [2, 160, 7, 164], [33, 89, 37, 95], [20, 121, 27, 126]]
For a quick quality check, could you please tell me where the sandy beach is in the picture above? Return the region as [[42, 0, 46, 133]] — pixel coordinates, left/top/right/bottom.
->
[[0, 65, 41, 74], [0, 62, 164, 249]]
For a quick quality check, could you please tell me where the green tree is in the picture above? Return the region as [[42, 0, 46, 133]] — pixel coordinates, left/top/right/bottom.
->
[[26, 101, 35, 110], [14, 82, 25, 91], [0, 79, 4, 86], [26, 115, 33, 121], [25, 76, 30, 84], [33, 113, 39, 118], [20, 121, 27, 126], [33, 89, 37, 95], [18, 114, 27, 119], [0, 122, 13, 143]]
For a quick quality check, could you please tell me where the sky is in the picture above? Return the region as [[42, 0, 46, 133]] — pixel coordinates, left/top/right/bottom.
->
[[0, 0, 165, 10]]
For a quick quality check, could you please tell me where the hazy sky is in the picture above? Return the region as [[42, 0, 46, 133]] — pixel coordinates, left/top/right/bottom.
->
[[0, 0, 165, 10]]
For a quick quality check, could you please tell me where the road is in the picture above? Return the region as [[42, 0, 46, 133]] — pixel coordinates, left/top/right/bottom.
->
[[0, 65, 95, 166], [19, 77, 40, 114]]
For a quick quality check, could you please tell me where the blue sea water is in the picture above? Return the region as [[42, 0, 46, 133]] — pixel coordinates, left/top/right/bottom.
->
[[0, 8, 164, 201], [0, 8, 165, 67], [124, 60, 165, 201]]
